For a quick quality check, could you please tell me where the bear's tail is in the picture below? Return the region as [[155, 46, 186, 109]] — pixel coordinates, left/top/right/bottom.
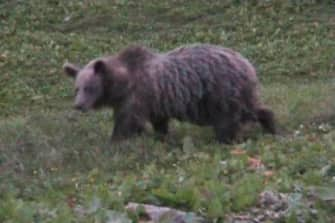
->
[[257, 107, 276, 134]]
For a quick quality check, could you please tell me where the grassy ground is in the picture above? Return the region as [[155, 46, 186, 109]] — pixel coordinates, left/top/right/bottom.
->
[[1, 0, 335, 222]]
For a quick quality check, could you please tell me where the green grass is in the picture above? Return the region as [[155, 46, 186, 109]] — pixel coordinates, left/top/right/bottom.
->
[[1, 0, 335, 222]]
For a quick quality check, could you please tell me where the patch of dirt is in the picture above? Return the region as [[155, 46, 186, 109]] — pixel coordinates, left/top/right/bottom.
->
[[225, 190, 318, 223]]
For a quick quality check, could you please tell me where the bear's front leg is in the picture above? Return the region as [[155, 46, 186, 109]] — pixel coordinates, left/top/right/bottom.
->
[[151, 118, 169, 135], [110, 111, 145, 143]]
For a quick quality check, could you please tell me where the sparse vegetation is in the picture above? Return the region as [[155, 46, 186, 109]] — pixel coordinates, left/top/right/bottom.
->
[[0, 0, 335, 222]]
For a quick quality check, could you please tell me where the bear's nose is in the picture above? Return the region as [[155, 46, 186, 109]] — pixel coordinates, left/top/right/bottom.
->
[[74, 104, 85, 111]]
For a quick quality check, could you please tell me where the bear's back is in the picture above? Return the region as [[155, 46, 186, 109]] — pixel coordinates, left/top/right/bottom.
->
[[142, 44, 259, 124]]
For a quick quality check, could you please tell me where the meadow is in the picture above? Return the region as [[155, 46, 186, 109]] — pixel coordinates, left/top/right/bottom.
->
[[0, 1, 335, 222]]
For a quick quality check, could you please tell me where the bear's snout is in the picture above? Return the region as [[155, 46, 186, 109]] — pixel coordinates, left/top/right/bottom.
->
[[74, 103, 87, 112]]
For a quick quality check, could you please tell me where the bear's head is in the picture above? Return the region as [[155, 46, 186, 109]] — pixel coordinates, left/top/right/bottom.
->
[[64, 46, 154, 112], [63, 58, 130, 112]]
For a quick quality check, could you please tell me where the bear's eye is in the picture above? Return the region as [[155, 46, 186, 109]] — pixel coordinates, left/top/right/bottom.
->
[[74, 88, 79, 94], [84, 86, 96, 94]]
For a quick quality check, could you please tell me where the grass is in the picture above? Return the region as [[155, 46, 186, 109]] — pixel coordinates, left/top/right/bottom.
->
[[1, 0, 335, 222]]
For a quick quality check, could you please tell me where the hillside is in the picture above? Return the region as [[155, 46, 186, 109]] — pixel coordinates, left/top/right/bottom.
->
[[1, 1, 335, 222]]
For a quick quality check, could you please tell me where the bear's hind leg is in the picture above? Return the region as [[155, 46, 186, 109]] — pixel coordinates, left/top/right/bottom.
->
[[257, 107, 276, 134], [214, 120, 240, 144]]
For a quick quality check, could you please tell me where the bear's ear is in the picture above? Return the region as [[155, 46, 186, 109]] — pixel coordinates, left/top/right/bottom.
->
[[93, 60, 107, 76], [63, 63, 80, 78]]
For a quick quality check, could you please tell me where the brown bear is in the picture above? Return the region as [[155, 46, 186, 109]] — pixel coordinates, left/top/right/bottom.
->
[[63, 44, 275, 144]]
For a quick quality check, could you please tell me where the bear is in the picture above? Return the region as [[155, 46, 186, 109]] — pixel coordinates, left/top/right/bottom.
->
[[63, 44, 276, 144]]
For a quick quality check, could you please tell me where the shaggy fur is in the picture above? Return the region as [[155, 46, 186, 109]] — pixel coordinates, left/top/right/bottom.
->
[[64, 44, 276, 143]]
